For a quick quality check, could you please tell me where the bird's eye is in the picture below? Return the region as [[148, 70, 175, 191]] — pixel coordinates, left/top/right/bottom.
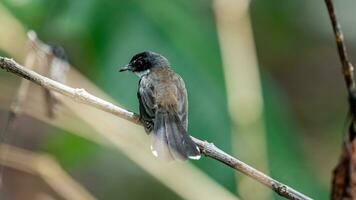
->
[[137, 60, 143, 65]]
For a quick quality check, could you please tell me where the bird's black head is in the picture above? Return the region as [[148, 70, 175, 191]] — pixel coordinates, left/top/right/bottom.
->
[[119, 51, 170, 73]]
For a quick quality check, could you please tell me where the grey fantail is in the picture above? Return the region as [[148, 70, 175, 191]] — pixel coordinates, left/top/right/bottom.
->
[[119, 51, 201, 161]]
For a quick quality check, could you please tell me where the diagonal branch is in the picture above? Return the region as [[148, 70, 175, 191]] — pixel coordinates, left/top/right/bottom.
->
[[0, 57, 312, 200]]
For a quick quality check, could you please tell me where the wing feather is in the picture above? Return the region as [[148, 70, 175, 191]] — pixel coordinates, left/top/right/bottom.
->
[[138, 69, 200, 160]]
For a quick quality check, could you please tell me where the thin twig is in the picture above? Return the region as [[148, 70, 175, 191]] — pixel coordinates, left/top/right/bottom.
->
[[324, 0, 356, 106], [324, 1, 356, 199], [0, 57, 312, 200]]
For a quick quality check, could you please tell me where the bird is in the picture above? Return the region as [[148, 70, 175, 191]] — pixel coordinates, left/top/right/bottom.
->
[[119, 51, 201, 161]]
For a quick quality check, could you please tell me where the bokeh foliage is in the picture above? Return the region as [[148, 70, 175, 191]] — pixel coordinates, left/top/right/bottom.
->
[[2, 0, 353, 199]]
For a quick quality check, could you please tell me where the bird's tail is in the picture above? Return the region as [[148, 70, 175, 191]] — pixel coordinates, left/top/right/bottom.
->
[[151, 111, 201, 161]]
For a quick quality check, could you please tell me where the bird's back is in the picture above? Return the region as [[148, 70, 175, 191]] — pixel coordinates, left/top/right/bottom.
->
[[141, 67, 188, 129], [139, 67, 199, 160]]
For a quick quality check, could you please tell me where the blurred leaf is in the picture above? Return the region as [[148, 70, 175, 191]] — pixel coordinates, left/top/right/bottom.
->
[[42, 130, 97, 169], [262, 73, 326, 199], [1, 0, 334, 199], [2, 0, 62, 30]]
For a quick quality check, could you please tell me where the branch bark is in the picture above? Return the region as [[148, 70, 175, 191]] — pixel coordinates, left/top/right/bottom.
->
[[0, 57, 312, 200], [324, 0, 356, 199], [324, 0, 355, 93]]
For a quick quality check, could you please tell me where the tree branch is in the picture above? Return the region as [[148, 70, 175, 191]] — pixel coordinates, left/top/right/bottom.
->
[[0, 57, 312, 200], [324, 0, 356, 106], [324, 1, 356, 199]]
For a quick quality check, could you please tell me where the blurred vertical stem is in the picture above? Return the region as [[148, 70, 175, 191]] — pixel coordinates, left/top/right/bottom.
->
[[0, 4, 26, 61], [213, 0, 271, 199]]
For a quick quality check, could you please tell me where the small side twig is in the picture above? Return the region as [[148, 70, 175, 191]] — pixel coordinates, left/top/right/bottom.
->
[[0, 57, 312, 200]]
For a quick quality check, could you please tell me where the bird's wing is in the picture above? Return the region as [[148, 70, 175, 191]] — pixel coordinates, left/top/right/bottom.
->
[[139, 76, 175, 161], [175, 74, 188, 130], [138, 77, 155, 127], [154, 71, 200, 160], [139, 70, 200, 161]]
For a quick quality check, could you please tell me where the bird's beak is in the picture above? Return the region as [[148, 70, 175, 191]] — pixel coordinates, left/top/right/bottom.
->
[[119, 64, 131, 72]]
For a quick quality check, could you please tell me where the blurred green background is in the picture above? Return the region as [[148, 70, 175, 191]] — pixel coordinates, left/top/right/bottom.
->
[[1, 0, 356, 199]]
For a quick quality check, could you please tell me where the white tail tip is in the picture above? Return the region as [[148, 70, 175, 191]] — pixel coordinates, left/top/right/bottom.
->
[[150, 145, 159, 157], [188, 155, 201, 160]]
